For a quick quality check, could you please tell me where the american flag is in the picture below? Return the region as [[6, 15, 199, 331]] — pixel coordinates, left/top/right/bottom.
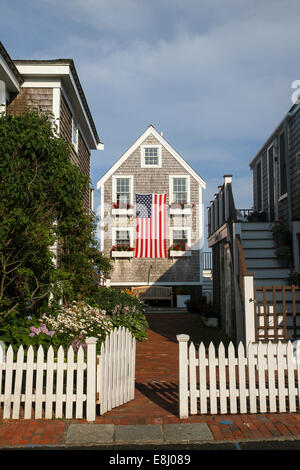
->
[[135, 193, 167, 258]]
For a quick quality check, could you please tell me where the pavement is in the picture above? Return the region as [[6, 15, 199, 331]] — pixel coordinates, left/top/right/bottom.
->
[[1, 311, 300, 450]]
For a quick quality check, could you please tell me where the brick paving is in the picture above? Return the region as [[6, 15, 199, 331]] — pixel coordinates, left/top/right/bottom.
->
[[0, 311, 300, 447]]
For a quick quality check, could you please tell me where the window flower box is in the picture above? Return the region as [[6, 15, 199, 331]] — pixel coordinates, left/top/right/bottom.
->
[[169, 203, 194, 215], [112, 203, 134, 216], [111, 245, 135, 258], [169, 250, 191, 257]]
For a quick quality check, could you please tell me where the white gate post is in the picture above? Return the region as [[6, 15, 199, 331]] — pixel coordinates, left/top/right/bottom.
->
[[86, 337, 98, 421], [244, 275, 256, 345], [177, 334, 190, 419]]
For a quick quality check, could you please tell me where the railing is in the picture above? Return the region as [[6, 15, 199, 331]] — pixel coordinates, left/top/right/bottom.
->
[[202, 251, 212, 270]]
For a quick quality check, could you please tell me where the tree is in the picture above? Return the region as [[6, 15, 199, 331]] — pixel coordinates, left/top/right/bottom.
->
[[0, 108, 111, 322]]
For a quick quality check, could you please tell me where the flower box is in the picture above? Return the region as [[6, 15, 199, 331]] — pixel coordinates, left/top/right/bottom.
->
[[111, 251, 134, 258], [169, 250, 191, 257], [112, 208, 134, 216]]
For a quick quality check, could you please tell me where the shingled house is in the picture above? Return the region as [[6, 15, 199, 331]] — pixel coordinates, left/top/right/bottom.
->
[[0, 42, 103, 211], [97, 125, 207, 305]]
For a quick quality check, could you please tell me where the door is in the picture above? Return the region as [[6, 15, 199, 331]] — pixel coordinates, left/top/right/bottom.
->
[[268, 145, 275, 221]]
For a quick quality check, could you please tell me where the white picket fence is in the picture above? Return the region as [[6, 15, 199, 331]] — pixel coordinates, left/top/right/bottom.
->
[[177, 334, 300, 418], [97, 327, 136, 415], [0, 327, 136, 421]]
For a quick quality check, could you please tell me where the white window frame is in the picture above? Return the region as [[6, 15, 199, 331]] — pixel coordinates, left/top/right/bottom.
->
[[141, 145, 162, 168], [169, 226, 192, 247], [169, 175, 191, 205], [112, 175, 134, 208], [72, 118, 78, 153], [112, 227, 134, 247]]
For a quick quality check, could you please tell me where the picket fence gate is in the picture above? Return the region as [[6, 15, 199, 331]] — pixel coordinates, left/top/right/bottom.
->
[[0, 327, 136, 421], [177, 335, 300, 418]]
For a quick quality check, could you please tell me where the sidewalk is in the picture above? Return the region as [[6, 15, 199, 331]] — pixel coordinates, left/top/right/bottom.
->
[[1, 312, 300, 448]]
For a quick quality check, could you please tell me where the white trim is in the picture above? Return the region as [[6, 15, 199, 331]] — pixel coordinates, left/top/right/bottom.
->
[[112, 175, 134, 207], [169, 250, 192, 257], [72, 117, 79, 153], [20, 79, 62, 88], [199, 185, 203, 284], [0, 53, 21, 92], [169, 175, 190, 205], [267, 143, 275, 220], [140, 144, 162, 168], [97, 125, 206, 189], [52, 87, 61, 134], [100, 186, 104, 252]]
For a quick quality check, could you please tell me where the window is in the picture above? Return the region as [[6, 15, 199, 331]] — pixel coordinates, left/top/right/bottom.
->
[[170, 226, 191, 252], [141, 145, 162, 167], [173, 229, 188, 247], [112, 227, 134, 247], [279, 132, 287, 196], [72, 119, 78, 152], [172, 177, 188, 203], [116, 230, 130, 246], [112, 176, 134, 208]]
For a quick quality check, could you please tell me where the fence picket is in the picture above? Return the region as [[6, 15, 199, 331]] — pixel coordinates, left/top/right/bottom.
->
[[3, 346, 14, 419], [228, 342, 237, 414], [130, 334, 136, 400], [198, 342, 207, 414], [287, 341, 296, 412], [247, 342, 257, 413], [208, 343, 217, 414], [45, 346, 54, 419], [55, 346, 64, 419], [257, 342, 267, 413], [277, 342, 286, 412], [75, 346, 85, 419], [66, 346, 74, 419], [267, 342, 277, 412], [218, 342, 227, 414], [189, 342, 197, 414], [12, 346, 24, 419], [24, 346, 34, 419], [237, 342, 247, 413], [35, 346, 44, 419]]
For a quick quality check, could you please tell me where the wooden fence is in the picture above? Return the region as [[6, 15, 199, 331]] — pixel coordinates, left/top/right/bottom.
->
[[97, 327, 136, 415], [177, 334, 300, 418], [0, 328, 136, 421], [254, 285, 300, 342]]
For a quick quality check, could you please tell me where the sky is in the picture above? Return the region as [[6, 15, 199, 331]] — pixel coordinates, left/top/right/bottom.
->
[[2, 0, 300, 240]]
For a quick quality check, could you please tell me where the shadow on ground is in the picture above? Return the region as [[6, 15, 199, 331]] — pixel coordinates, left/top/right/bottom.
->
[[135, 381, 179, 416], [145, 312, 233, 347]]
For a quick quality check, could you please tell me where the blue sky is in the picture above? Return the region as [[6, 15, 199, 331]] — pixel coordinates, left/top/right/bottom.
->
[[2, 0, 300, 232]]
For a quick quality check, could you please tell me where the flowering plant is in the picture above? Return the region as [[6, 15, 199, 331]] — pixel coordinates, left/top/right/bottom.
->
[[112, 202, 133, 209], [169, 241, 187, 251], [111, 244, 135, 252], [41, 301, 113, 352], [270, 219, 286, 233]]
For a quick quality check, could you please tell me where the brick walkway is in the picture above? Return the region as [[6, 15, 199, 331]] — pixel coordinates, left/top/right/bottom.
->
[[1, 311, 300, 446]]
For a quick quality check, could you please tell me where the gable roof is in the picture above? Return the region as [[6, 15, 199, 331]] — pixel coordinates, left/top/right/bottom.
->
[[97, 125, 206, 189]]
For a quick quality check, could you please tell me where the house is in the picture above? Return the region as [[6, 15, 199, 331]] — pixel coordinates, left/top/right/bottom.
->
[[0, 42, 103, 211], [250, 102, 300, 272], [207, 102, 300, 345], [97, 125, 207, 306]]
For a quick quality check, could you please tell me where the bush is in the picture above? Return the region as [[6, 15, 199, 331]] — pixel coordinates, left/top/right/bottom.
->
[[88, 287, 148, 342]]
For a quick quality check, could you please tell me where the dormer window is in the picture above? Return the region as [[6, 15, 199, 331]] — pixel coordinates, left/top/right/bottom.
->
[[141, 145, 162, 168]]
